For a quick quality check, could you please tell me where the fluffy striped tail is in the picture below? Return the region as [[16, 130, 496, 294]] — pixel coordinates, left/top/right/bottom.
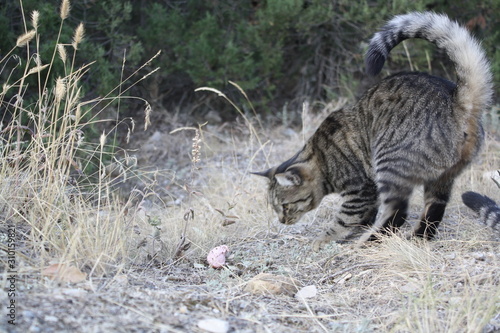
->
[[365, 12, 493, 122], [462, 191, 500, 232]]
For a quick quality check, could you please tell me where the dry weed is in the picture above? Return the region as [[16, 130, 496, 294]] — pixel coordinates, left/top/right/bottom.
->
[[0, 0, 159, 280]]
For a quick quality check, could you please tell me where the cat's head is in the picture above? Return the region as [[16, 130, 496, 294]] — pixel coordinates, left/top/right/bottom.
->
[[253, 164, 322, 225]]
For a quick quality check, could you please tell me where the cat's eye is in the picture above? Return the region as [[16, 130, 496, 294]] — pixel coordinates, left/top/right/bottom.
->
[[282, 204, 289, 213]]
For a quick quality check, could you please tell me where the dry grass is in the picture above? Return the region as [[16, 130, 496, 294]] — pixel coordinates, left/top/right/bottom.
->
[[0, 0, 159, 278], [0, 1, 499, 332]]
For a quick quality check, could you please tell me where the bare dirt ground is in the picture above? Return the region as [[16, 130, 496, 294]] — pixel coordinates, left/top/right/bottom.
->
[[2, 113, 500, 333], [6, 218, 500, 333]]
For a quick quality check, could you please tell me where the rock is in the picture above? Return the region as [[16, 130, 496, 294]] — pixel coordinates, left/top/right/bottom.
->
[[197, 318, 229, 333], [444, 253, 456, 260], [207, 245, 230, 269], [471, 252, 486, 261], [44, 315, 58, 323], [61, 288, 88, 298], [244, 273, 302, 296], [295, 285, 317, 300], [41, 264, 87, 283]]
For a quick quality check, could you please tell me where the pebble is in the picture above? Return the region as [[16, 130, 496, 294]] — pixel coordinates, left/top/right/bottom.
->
[[197, 318, 229, 333]]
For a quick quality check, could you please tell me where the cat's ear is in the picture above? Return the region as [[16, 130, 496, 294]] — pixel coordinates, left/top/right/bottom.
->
[[251, 168, 275, 180], [274, 166, 310, 186], [252, 165, 310, 186], [274, 171, 301, 186]]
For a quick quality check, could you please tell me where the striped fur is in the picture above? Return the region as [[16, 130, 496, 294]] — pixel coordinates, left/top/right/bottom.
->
[[462, 192, 500, 232], [254, 12, 493, 248]]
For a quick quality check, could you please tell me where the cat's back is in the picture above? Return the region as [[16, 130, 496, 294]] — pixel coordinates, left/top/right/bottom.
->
[[357, 72, 460, 137], [363, 72, 457, 116]]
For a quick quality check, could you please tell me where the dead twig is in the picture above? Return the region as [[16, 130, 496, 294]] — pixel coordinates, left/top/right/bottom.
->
[[318, 263, 381, 284]]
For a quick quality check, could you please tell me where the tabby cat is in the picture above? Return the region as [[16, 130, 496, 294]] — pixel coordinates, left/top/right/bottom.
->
[[254, 12, 493, 249], [462, 191, 500, 232]]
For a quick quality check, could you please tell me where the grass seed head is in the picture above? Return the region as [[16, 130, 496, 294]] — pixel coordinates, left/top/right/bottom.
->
[[192, 130, 201, 165], [31, 10, 39, 31], [16, 30, 36, 47], [55, 77, 66, 102], [72, 23, 85, 49], [27, 64, 49, 76], [60, 0, 70, 20], [100, 131, 106, 148], [144, 103, 151, 131], [57, 44, 67, 64]]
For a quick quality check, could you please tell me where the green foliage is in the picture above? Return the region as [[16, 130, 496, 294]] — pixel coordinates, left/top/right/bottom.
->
[[87, 0, 144, 94], [0, 8, 15, 53], [1, 0, 499, 115], [138, 2, 282, 96], [139, 0, 463, 110], [0, 0, 143, 99], [0, 1, 156, 184]]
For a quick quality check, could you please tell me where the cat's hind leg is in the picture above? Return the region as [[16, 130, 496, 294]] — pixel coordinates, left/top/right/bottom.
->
[[413, 177, 454, 239]]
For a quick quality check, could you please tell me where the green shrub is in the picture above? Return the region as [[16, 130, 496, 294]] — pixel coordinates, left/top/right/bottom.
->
[[2, 0, 498, 117], [138, 0, 467, 112]]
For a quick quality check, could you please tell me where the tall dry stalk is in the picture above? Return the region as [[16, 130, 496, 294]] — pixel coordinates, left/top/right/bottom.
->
[[171, 127, 203, 259]]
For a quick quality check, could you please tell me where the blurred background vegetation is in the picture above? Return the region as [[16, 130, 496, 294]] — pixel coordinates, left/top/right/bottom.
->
[[1, 0, 499, 124]]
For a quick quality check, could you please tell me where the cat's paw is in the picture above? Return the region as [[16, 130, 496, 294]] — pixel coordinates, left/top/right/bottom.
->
[[354, 237, 369, 249], [311, 234, 334, 252], [355, 230, 380, 248], [357, 230, 373, 243]]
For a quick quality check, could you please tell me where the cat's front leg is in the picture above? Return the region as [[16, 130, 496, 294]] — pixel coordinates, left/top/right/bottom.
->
[[356, 189, 410, 246], [312, 222, 354, 251], [313, 187, 378, 251]]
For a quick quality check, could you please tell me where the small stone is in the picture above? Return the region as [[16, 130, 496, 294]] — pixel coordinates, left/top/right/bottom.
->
[[197, 318, 229, 333], [207, 245, 230, 269], [471, 252, 486, 261], [61, 288, 88, 297], [44, 315, 58, 323], [295, 285, 317, 299], [244, 273, 301, 296], [444, 253, 456, 260]]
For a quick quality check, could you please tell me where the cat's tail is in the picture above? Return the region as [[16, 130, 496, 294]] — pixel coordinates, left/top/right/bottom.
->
[[365, 12, 493, 122], [462, 191, 500, 232]]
